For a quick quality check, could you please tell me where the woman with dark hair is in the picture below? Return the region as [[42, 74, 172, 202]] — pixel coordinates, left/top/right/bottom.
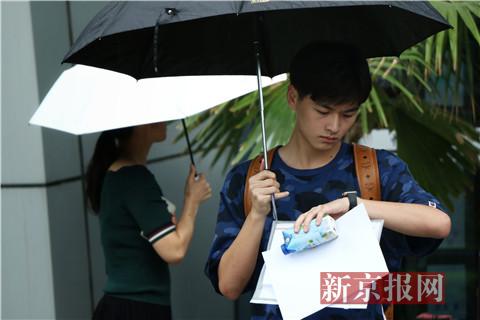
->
[[87, 122, 212, 320]]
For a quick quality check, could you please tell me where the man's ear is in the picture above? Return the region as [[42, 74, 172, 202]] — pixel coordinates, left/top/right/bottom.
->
[[287, 84, 299, 111]]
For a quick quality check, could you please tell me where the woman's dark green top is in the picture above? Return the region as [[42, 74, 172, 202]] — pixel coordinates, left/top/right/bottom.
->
[[99, 165, 176, 305]]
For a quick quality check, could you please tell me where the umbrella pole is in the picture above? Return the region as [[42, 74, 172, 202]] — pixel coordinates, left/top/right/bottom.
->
[[181, 119, 198, 177], [254, 41, 278, 221]]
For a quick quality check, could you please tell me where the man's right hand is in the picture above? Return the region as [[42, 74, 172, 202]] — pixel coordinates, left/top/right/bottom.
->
[[248, 159, 289, 218]]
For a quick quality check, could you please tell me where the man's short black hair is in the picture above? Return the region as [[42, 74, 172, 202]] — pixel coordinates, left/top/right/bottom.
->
[[289, 42, 372, 107]]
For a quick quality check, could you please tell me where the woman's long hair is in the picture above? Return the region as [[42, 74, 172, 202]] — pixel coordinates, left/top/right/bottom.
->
[[86, 127, 134, 213]]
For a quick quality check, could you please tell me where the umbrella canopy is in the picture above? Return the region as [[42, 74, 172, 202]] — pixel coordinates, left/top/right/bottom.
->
[[64, 1, 450, 79], [29, 64, 287, 135]]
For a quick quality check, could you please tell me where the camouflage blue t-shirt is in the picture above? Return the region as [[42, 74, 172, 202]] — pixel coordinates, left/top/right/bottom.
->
[[205, 143, 444, 319]]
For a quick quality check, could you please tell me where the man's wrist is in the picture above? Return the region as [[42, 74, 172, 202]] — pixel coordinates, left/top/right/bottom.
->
[[248, 209, 268, 222]]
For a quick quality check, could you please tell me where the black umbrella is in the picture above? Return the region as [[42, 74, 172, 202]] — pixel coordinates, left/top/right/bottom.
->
[[64, 1, 450, 219], [64, 1, 449, 78]]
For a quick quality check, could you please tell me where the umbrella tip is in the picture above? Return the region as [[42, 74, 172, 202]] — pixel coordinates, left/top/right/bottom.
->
[[165, 8, 177, 16]]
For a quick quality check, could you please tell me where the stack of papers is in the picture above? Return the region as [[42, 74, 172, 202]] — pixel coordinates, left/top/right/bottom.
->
[[251, 204, 388, 319]]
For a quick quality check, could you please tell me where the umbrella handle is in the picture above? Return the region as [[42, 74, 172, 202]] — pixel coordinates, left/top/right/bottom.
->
[[254, 41, 278, 221], [181, 119, 199, 180]]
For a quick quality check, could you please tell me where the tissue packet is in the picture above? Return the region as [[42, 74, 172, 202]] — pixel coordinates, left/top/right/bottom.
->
[[281, 215, 338, 255]]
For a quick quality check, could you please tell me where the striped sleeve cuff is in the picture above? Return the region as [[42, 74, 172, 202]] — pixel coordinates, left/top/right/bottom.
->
[[140, 224, 176, 244]]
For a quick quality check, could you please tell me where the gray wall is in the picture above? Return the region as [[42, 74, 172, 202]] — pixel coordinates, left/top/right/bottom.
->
[[2, 2, 232, 319], [2, 2, 56, 319], [31, 2, 92, 319]]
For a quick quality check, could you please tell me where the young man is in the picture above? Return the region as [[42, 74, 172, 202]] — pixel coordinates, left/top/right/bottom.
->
[[205, 42, 451, 319]]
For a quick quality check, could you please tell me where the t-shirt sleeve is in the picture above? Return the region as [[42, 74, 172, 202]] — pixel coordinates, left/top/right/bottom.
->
[[204, 164, 248, 295], [125, 167, 175, 244], [379, 150, 445, 257]]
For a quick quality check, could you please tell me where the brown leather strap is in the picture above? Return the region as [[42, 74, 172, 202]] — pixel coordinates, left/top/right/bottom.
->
[[244, 147, 280, 217], [353, 144, 381, 201], [384, 304, 394, 320], [353, 144, 390, 318]]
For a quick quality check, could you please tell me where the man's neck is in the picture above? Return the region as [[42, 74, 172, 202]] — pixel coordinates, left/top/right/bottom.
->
[[279, 131, 342, 170]]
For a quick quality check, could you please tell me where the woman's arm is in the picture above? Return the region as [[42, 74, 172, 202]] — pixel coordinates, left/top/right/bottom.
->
[[153, 166, 211, 264], [153, 198, 200, 264]]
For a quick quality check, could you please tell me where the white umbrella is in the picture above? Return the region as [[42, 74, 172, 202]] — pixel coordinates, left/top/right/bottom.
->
[[29, 64, 287, 135]]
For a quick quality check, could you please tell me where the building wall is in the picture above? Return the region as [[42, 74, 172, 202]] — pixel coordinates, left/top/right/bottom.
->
[[2, 2, 56, 319]]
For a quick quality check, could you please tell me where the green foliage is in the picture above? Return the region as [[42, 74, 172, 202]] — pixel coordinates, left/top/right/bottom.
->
[[382, 95, 479, 210], [177, 1, 480, 210]]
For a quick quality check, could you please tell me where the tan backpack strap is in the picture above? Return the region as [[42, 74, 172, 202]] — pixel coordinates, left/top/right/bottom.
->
[[353, 144, 391, 319], [384, 304, 394, 320], [353, 144, 381, 201], [244, 147, 280, 217]]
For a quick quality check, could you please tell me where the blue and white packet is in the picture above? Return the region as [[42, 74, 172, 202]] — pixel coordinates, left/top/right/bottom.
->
[[281, 215, 338, 255]]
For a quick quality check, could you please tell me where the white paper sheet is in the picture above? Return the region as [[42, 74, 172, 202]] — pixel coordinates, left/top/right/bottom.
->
[[371, 219, 384, 242], [251, 215, 384, 305], [261, 204, 388, 319], [251, 221, 292, 304]]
